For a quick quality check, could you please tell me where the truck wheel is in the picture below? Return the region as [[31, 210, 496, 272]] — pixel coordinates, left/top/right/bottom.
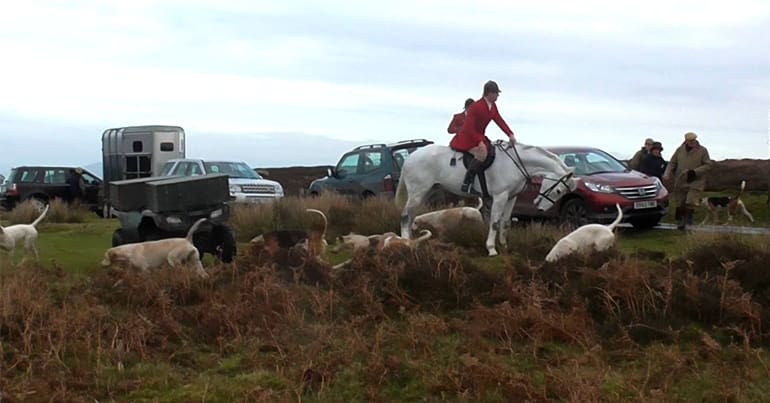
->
[[112, 229, 125, 247]]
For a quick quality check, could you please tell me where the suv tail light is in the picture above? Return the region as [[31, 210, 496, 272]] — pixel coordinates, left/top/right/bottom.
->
[[383, 174, 394, 192], [6, 183, 18, 196]]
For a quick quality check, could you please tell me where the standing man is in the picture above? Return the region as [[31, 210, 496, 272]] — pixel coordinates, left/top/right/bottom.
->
[[663, 132, 711, 230], [67, 167, 86, 204], [447, 98, 475, 135], [638, 141, 666, 179], [629, 138, 654, 170], [450, 80, 516, 194]]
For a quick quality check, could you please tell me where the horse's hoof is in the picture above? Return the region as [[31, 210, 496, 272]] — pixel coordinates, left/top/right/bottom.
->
[[487, 250, 498, 257]]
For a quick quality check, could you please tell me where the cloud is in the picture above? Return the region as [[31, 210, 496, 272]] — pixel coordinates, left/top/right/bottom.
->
[[0, 0, 769, 168]]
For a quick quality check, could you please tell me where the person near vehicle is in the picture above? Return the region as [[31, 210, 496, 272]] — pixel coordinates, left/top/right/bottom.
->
[[67, 167, 86, 203], [638, 141, 666, 179], [449, 80, 516, 194], [447, 98, 475, 135], [663, 132, 711, 230], [628, 138, 654, 170]]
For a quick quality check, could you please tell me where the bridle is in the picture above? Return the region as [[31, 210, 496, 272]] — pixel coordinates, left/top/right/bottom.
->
[[496, 141, 574, 204]]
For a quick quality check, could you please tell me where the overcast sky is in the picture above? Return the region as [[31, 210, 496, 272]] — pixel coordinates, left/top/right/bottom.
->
[[1, 0, 770, 176]]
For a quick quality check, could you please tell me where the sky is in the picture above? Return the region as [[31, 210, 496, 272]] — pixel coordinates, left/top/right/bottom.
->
[[1, 0, 770, 176]]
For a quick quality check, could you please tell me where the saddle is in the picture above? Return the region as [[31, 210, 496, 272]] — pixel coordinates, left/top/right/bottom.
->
[[450, 139, 497, 197]]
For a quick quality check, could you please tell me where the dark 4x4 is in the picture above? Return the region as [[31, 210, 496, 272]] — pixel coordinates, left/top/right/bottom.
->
[[308, 139, 433, 198], [1, 166, 103, 212]]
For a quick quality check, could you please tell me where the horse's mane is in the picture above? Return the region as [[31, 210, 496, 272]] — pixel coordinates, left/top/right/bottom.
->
[[496, 140, 564, 166]]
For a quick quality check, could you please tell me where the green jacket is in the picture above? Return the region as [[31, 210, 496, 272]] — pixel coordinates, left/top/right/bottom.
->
[[628, 148, 647, 170], [663, 141, 711, 191]]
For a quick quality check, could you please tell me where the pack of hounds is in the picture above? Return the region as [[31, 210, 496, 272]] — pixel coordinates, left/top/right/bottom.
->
[[0, 180, 757, 271]]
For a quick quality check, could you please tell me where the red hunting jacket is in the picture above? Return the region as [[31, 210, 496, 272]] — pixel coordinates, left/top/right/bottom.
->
[[447, 112, 466, 134], [449, 98, 513, 151]]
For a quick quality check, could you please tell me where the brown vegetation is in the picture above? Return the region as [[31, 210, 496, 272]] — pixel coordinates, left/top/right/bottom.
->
[[4, 197, 770, 400]]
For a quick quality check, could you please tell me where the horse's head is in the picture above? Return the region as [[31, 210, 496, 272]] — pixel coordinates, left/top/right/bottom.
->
[[532, 169, 577, 211]]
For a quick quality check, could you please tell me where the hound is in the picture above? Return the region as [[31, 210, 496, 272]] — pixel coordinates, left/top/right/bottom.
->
[[380, 229, 433, 250], [412, 197, 484, 236], [332, 231, 398, 253], [0, 203, 49, 260], [101, 218, 209, 277], [545, 204, 622, 263], [700, 180, 754, 225], [250, 209, 328, 257]]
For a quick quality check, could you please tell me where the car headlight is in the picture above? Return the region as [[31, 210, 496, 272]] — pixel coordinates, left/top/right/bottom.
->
[[229, 185, 241, 193], [652, 177, 663, 191], [584, 181, 615, 193], [275, 185, 284, 195], [210, 208, 223, 219]]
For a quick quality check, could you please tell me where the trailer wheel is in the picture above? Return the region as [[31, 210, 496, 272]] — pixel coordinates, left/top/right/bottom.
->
[[112, 229, 125, 247]]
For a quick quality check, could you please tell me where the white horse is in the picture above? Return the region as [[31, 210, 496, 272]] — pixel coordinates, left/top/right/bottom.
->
[[396, 140, 577, 256]]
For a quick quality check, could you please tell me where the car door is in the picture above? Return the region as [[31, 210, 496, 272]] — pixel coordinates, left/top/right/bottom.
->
[[42, 168, 71, 201], [80, 171, 102, 205], [331, 152, 362, 196], [358, 150, 385, 195]]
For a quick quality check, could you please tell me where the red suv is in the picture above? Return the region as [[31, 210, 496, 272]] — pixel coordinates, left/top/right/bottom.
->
[[512, 146, 669, 228]]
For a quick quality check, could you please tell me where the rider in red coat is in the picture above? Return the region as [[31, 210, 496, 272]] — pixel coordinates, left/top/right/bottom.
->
[[447, 98, 475, 135], [450, 80, 516, 193]]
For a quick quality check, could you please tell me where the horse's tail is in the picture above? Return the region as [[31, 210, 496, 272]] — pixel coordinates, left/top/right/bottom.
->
[[395, 178, 408, 209]]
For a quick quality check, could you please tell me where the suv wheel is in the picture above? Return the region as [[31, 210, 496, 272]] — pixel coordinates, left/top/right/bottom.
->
[[28, 197, 47, 213], [361, 191, 375, 199], [560, 198, 588, 227]]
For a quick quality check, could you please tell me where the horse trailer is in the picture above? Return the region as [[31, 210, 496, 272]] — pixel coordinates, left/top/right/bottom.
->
[[101, 125, 186, 216]]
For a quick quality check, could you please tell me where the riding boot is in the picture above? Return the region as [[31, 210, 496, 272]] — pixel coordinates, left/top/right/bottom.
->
[[461, 160, 482, 194], [685, 207, 695, 226], [675, 206, 685, 230]]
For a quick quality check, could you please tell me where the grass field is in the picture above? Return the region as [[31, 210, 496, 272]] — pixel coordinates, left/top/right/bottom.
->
[[3, 194, 770, 401]]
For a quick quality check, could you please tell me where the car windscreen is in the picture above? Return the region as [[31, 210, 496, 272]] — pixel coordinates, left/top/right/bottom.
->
[[557, 150, 627, 176], [204, 162, 261, 179], [160, 162, 176, 176]]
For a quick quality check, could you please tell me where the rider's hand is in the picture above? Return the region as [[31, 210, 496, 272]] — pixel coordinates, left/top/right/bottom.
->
[[508, 133, 516, 143]]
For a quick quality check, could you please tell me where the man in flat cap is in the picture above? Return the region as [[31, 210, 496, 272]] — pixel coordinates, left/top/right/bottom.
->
[[663, 132, 711, 230], [628, 137, 655, 171]]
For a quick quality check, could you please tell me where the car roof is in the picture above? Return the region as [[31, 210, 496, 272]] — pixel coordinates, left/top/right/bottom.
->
[[349, 138, 434, 152], [545, 146, 604, 154]]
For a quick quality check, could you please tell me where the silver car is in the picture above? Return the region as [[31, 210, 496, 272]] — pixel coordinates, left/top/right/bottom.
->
[[160, 159, 284, 203]]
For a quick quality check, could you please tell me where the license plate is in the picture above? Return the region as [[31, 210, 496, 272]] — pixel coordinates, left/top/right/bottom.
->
[[634, 200, 657, 209]]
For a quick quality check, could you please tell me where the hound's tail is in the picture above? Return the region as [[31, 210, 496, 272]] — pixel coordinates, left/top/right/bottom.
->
[[413, 229, 432, 244], [306, 208, 328, 239], [607, 203, 623, 231], [31, 203, 51, 227], [395, 179, 408, 209], [186, 218, 208, 242], [737, 180, 746, 198], [475, 196, 483, 210]]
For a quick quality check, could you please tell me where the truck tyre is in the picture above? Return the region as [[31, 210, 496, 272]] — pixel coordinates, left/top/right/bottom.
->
[[112, 229, 125, 247]]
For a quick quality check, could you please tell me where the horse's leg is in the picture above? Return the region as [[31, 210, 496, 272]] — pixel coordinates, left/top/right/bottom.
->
[[498, 195, 517, 248], [400, 189, 428, 239], [485, 193, 508, 257]]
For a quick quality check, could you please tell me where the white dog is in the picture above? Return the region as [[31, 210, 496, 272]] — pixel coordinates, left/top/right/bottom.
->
[[545, 204, 622, 263], [0, 203, 50, 260], [333, 231, 398, 253], [412, 197, 484, 236], [101, 218, 209, 277], [381, 229, 433, 250]]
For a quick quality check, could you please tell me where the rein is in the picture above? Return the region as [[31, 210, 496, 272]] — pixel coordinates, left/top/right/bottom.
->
[[496, 141, 573, 204]]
